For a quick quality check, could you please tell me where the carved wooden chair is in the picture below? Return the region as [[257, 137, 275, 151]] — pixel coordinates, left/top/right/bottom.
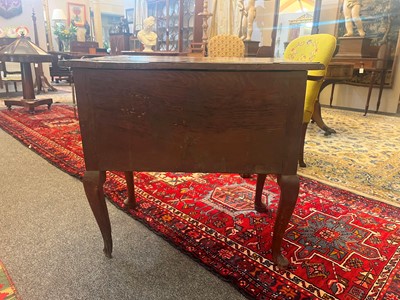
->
[[283, 34, 337, 167], [49, 53, 73, 84], [208, 35, 245, 57]]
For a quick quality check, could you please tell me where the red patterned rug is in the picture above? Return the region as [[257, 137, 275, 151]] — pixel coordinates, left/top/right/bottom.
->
[[0, 261, 20, 300], [1, 105, 400, 299]]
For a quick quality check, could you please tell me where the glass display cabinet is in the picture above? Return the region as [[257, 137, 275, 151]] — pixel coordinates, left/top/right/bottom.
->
[[147, 0, 203, 53]]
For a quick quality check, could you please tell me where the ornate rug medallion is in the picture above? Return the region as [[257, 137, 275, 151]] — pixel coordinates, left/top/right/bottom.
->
[[287, 211, 384, 268]]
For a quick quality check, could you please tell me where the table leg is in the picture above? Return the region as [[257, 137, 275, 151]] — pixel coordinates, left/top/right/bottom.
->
[[83, 170, 112, 258], [364, 71, 376, 116], [35, 65, 57, 94], [329, 83, 336, 107], [124, 171, 137, 209], [375, 70, 386, 113], [255, 174, 267, 213], [272, 174, 299, 269], [21, 62, 35, 100]]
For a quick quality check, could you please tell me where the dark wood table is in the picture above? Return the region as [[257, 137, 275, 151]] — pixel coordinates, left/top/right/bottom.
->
[[0, 53, 53, 113], [66, 55, 323, 269]]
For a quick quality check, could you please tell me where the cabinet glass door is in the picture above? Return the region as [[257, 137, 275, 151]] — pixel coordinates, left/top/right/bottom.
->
[[181, 0, 195, 52], [147, 0, 197, 52]]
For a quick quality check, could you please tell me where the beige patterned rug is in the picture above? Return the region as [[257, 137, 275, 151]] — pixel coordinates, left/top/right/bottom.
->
[[300, 107, 400, 207]]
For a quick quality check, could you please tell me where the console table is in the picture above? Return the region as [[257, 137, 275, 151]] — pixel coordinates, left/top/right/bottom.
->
[[66, 56, 323, 269], [330, 56, 388, 115], [326, 38, 390, 116]]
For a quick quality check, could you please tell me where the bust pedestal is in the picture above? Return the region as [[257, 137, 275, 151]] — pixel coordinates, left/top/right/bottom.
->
[[142, 45, 155, 52], [244, 40, 260, 57], [336, 37, 373, 58]]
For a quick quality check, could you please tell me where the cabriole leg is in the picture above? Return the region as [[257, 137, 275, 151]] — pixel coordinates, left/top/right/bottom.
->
[[124, 171, 137, 209], [272, 174, 299, 269], [255, 174, 267, 213], [83, 170, 112, 258]]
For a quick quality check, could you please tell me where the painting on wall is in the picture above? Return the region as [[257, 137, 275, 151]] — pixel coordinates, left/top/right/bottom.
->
[[125, 8, 134, 24], [0, 0, 22, 19], [68, 2, 86, 27]]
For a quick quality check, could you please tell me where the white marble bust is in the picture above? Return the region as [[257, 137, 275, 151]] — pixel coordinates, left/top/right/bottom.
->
[[137, 16, 158, 52]]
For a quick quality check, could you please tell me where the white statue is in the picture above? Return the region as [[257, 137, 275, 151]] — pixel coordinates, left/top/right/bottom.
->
[[244, 0, 256, 41], [137, 16, 157, 52], [236, 0, 246, 39], [342, 0, 365, 37], [236, 0, 256, 41], [209, 0, 255, 40]]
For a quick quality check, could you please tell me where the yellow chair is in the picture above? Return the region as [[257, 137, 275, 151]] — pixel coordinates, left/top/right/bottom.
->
[[208, 35, 245, 58], [284, 34, 337, 167]]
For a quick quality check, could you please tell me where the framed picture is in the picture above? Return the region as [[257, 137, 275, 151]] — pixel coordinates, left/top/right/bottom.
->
[[68, 3, 86, 27], [125, 8, 134, 24]]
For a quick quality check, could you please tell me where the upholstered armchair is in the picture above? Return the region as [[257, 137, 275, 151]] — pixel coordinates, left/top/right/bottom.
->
[[0, 62, 22, 97], [208, 35, 245, 57], [284, 34, 337, 167]]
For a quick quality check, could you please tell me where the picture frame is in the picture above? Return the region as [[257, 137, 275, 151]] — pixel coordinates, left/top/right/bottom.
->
[[125, 8, 134, 24], [68, 2, 86, 27]]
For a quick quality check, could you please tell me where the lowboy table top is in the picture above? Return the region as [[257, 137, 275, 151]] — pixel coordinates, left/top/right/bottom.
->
[[64, 55, 324, 71]]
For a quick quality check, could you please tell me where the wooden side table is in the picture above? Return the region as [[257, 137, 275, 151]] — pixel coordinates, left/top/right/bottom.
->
[[0, 37, 53, 113]]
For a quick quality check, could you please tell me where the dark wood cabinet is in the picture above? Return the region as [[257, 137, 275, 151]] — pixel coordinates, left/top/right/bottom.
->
[[147, 0, 203, 52], [70, 41, 99, 53], [110, 34, 131, 55]]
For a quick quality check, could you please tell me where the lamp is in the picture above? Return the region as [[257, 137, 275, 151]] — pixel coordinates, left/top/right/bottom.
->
[[52, 9, 67, 21]]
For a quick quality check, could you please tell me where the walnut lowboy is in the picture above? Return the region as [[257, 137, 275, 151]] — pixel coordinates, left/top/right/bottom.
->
[[65, 56, 323, 269]]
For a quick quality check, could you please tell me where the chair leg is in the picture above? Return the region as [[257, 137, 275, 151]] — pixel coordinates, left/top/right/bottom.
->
[[5, 83, 9, 97], [299, 122, 309, 168], [14, 82, 18, 92]]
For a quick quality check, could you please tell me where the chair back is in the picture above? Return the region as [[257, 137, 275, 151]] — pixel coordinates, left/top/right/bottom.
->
[[284, 34, 337, 78], [284, 34, 337, 123], [208, 35, 245, 58]]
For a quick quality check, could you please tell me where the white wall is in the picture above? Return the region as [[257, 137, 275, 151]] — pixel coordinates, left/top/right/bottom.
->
[[0, 0, 49, 91], [0, 0, 47, 49], [47, 0, 91, 51], [89, 0, 124, 47]]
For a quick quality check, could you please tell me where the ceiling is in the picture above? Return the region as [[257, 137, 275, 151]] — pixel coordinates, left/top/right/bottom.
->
[[279, 0, 315, 13]]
